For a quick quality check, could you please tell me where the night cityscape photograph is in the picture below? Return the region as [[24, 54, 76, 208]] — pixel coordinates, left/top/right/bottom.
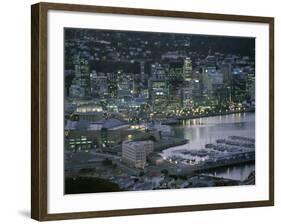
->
[[64, 28, 255, 194]]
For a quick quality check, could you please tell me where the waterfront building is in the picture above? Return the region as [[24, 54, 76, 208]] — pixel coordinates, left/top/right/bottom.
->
[[65, 118, 129, 131], [122, 140, 154, 169]]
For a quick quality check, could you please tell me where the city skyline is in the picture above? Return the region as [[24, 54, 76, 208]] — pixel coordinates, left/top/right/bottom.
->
[[64, 27, 255, 194]]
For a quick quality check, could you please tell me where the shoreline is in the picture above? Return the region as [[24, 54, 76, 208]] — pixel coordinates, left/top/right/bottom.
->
[[194, 160, 255, 173], [162, 110, 255, 125], [158, 111, 255, 152]]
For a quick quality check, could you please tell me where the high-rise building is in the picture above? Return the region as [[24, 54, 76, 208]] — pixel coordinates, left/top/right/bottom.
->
[[149, 79, 168, 111], [117, 74, 132, 98], [182, 84, 193, 109], [149, 63, 168, 111], [107, 82, 118, 98], [202, 66, 217, 99], [246, 73, 255, 101], [69, 55, 91, 98], [192, 79, 202, 102], [231, 75, 247, 103], [182, 57, 192, 82], [140, 61, 147, 83], [90, 71, 108, 98], [181, 58, 193, 108], [166, 62, 184, 111], [151, 63, 166, 80], [221, 63, 232, 85]]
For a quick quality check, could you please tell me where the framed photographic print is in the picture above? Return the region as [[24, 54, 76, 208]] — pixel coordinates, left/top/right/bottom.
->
[[31, 2, 274, 221]]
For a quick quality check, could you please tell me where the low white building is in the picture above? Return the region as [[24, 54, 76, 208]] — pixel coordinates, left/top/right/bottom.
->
[[122, 140, 154, 169]]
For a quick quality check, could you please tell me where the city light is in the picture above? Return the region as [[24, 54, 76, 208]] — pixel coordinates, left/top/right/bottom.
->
[[64, 27, 256, 194]]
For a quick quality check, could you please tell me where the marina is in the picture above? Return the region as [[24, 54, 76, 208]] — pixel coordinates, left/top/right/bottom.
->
[[160, 113, 255, 181]]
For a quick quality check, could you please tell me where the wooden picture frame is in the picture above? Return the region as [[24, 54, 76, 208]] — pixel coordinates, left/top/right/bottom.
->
[[31, 2, 274, 221]]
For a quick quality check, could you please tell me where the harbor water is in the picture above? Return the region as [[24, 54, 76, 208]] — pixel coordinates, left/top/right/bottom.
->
[[162, 112, 255, 181]]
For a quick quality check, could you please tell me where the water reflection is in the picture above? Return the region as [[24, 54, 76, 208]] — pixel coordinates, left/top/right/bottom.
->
[[203, 163, 255, 181], [173, 112, 255, 149], [166, 112, 255, 181]]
